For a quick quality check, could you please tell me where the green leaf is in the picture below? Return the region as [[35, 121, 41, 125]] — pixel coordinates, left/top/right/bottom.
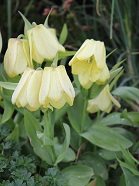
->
[[44, 8, 53, 28], [78, 152, 108, 180], [59, 23, 68, 45], [58, 51, 76, 60], [119, 174, 126, 186], [113, 86, 139, 102], [110, 59, 126, 71], [97, 112, 132, 126], [6, 124, 19, 141], [24, 110, 55, 165], [96, 176, 106, 186], [106, 48, 117, 58], [121, 167, 139, 186], [62, 147, 76, 162], [117, 158, 139, 176], [122, 111, 139, 126], [1, 100, 14, 124], [54, 123, 70, 165], [113, 127, 136, 144], [36, 131, 54, 146], [109, 109, 139, 127], [0, 81, 17, 90], [109, 69, 124, 91], [68, 93, 88, 133], [54, 143, 75, 163], [117, 145, 139, 175], [18, 11, 32, 36], [62, 165, 94, 186], [98, 149, 122, 160], [110, 66, 123, 81], [80, 124, 132, 151]]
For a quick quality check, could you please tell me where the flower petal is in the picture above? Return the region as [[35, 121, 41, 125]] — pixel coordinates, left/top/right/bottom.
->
[[32, 24, 58, 60], [39, 67, 51, 106], [27, 69, 43, 109], [94, 41, 106, 69], [14, 41, 28, 75], [56, 65, 75, 106], [12, 68, 34, 107]]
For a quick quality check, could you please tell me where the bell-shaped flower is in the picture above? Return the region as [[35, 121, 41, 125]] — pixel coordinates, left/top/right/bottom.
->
[[69, 39, 110, 89], [4, 38, 31, 77], [27, 24, 65, 64], [47, 28, 65, 52], [87, 84, 121, 113], [12, 67, 43, 111], [39, 65, 75, 109]]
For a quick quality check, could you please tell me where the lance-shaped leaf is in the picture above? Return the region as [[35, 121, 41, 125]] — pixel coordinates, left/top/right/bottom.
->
[[24, 110, 55, 165], [62, 165, 94, 186], [1, 100, 14, 124], [0, 81, 17, 90], [54, 123, 70, 165], [59, 23, 68, 45], [80, 124, 132, 151], [18, 11, 32, 36]]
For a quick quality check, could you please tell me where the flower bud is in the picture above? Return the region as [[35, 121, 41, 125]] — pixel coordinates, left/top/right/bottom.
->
[[27, 24, 65, 64], [39, 65, 75, 109], [87, 85, 121, 113], [69, 39, 110, 89], [4, 38, 31, 77]]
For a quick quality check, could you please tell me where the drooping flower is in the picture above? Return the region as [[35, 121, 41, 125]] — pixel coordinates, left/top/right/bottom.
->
[[39, 65, 75, 109], [87, 84, 121, 113], [69, 39, 110, 89], [12, 67, 43, 111], [4, 38, 31, 77], [27, 24, 65, 64], [12, 65, 75, 111]]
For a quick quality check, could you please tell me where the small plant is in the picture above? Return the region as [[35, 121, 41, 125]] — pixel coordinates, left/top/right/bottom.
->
[[0, 4, 139, 186]]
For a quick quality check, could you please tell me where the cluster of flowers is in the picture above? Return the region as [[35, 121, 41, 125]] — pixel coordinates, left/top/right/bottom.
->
[[3, 19, 120, 113]]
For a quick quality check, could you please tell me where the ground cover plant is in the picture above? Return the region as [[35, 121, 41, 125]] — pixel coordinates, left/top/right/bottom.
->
[[0, 0, 139, 185]]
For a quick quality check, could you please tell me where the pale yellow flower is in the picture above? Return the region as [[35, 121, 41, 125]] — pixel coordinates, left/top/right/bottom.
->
[[4, 38, 31, 77], [27, 24, 65, 64], [12, 67, 43, 111], [39, 65, 75, 109], [48, 28, 65, 52], [87, 84, 121, 113], [69, 39, 110, 89]]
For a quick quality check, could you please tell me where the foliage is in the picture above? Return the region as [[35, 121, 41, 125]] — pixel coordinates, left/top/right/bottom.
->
[[0, 125, 67, 186], [0, 1, 139, 186]]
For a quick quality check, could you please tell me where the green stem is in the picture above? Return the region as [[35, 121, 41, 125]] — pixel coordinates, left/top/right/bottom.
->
[[7, 0, 12, 39], [81, 88, 88, 133], [110, 0, 115, 39], [51, 53, 58, 67], [97, 111, 100, 120], [43, 109, 57, 163], [44, 109, 55, 139]]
